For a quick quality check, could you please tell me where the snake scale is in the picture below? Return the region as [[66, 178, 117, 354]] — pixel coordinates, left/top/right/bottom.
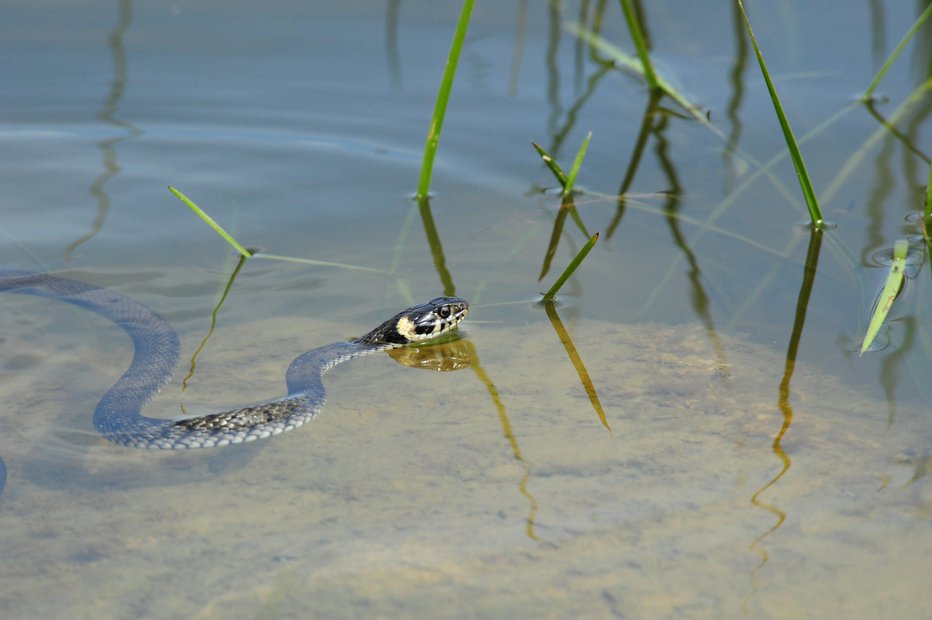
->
[[0, 269, 468, 451]]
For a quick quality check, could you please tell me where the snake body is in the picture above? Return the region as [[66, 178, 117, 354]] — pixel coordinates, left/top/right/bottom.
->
[[0, 269, 468, 450]]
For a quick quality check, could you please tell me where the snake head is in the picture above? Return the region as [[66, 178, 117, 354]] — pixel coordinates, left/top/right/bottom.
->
[[356, 297, 469, 345]]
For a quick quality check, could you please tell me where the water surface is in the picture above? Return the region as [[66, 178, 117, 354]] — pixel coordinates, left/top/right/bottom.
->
[[1, 1, 931, 618]]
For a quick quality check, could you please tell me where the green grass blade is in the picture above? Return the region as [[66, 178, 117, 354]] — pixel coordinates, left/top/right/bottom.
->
[[252, 253, 387, 274], [542, 232, 599, 300], [861, 239, 909, 355], [168, 189, 388, 274], [532, 133, 592, 197], [416, 0, 475, 199], [538, 198, 590, 282], [535, 133, 593, 281], [532, 141, 568, 188], [923, 159, 932, 254], [862, 2, 932, 101], [567, 24, 708, 124], [926, 160, 932, 220], [618, 0, 658, 90], [563, 132, 592, 197], [168, 186, 253, 258], [736, 0, 823, 228]]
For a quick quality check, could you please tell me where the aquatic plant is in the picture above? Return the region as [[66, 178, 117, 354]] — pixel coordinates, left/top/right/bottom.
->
[[861, 240, 909, 355], [542, 232, 599, 301], [168, 186, 252, 258], [736, 0, 823, 228], [416, 0, 475, 199]]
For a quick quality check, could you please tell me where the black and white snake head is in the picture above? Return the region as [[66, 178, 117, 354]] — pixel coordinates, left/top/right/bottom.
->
[[356, 297, 469, 345]]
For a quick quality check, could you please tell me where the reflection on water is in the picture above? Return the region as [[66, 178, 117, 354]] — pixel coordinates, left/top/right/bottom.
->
[[66, 0, 141, 261], [179, 251, 250, 412], [388, 337, 472, 372], [749, 226, 821, 588], [459, 336, 538, 541], [384, 0, 402, 91], [1, 0, 932, 617], [542, 300, 609, 432], [415, 196, 457, 297], [723, 0, 749, 194]]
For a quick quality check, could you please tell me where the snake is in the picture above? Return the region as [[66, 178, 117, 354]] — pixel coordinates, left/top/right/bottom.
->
[[0, 269, 468, 450]]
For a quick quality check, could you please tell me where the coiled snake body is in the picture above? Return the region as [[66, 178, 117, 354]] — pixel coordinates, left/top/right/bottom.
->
[[0, 269, 468, 450]]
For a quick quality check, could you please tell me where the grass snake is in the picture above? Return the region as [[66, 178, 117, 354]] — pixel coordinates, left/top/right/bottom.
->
[[0, 270, 468, 452]]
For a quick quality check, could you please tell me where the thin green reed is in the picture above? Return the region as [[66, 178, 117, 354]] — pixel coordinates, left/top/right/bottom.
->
[[737, 0, 824, 229], [926, 160, 932, 221], [416, 0, 475, 199], [542, 232, 599, 301], [618, 0, 658, 90], [168, 187, 383, 273], [532, 135, 596, 281], [532, 132, 592, 198], [860, 239, 908, 355], [862, 2, 932, 101], [532, 142, 569, 188], [568, 25, 708, 125], [169, 186, 253, 258], [563, 131, 592, 197]]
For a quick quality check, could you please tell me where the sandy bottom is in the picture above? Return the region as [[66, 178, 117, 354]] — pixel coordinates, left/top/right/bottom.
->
[[0, 310, 929, 619]]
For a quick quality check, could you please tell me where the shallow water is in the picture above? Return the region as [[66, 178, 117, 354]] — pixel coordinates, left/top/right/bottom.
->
[[1, 1, 931, 618]]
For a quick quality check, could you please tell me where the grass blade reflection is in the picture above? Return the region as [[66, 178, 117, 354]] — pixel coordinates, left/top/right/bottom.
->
[[543, 300, 610, 433], [461, 339, 539, 540], [416, 195, 457, 297], [179, 252, 250, 409]]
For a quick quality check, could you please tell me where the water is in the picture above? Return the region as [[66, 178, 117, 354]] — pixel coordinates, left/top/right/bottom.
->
[[1, 1, 931, 618]]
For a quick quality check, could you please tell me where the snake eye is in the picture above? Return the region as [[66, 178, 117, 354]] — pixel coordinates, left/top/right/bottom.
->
[[438, 306, 451, 319]]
